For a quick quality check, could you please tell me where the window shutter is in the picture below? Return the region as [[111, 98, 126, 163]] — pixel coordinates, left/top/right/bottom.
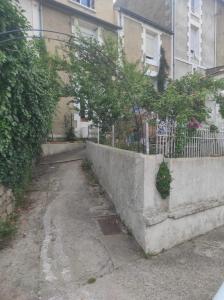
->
[[190, 26, 199, 58], [145, 33, 156, 59]]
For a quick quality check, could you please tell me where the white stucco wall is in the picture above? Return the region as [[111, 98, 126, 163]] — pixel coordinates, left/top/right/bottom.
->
[[169, 156, 224, 210], [17, 0, 41, 35], [41, 142, 85, 157], [87, 142, 224, 254], [86, 142, 161, 247]]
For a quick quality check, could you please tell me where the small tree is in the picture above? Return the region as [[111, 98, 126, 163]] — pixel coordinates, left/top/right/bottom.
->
[[157, 47, 169, 93], [155, 72, 224, 124], [64, 34, 157, 132]]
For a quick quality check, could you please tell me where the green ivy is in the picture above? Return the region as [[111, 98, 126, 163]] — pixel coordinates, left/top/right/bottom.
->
[[156, 162, 172, 199], [0, 1, 60, 192]]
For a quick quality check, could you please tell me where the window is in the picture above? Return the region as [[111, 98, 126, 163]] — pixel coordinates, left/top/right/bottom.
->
[[145, 30, 159, 66], [18, 0, 41, 37], [190, 25, 200, 60], [75, 0, 95, 9], [191, 0, 200, 14], [72, 19, 98, 40], [79, 20, 98, 39]]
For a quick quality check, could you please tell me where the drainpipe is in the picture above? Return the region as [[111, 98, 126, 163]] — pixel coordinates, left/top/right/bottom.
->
[[39, 0, 43, 37], [214, 0, 217, 67], [172, 0, 176, 79]]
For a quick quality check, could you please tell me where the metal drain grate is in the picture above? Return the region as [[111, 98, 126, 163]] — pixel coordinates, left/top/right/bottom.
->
[[97, 215, 121, 235]]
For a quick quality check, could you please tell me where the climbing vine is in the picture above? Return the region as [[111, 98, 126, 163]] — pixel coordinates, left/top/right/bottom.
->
[[0, 1, 61, 191]]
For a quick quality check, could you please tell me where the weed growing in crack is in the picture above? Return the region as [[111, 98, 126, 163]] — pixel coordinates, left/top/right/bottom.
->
[[0, 216, 16, 249], [87, 277, 96, 284], [81, 159, 99, 186], [81, 159, 92, 171]]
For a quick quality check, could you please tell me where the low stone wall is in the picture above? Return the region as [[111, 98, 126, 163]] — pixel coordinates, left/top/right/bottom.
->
[[41, 142, 85, 157], [86, 142, 163, 250], [87, 142, 224, 254], [0, 185, 15, 221]]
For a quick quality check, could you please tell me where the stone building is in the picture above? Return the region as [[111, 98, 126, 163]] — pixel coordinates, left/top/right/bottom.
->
[[114, 0, 173, 78], [174, 0, 224, 79], [115, 0, 224, 79], [16, 0, 224, 136], [17, 0, 119, 138]]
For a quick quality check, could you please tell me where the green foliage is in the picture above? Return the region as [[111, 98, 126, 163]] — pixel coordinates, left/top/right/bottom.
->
[[65, 126, 76, 141], [210, 124, 219, 133], [155, 73, 224, 123], [157, 47, 169, 93], [87, 278, 96, 284], [81, 159, 92, 171], [0, 218, 16, 240], [156, 162, 172, 199], [64, 35, 224, 136], [64, 34, 157, 132], [0, 1, 60, 191]]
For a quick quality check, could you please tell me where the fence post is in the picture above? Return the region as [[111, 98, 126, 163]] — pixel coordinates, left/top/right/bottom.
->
[[145, 122, 149, 154], [97, 123, 100, 144], [112, 125, 115, 147]]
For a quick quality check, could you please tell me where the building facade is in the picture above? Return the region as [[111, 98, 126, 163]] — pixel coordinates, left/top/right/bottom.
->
[[115, 1, 173, 78], [115, 0, 224, 79], [16, 0, 224, 136], [174, 0, 224, 79], [17, 0, 118, 138]]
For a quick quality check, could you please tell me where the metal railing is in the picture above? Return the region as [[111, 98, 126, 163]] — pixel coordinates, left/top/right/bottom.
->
[[88, 122, 224, 158], [156, 126, 224, 158]]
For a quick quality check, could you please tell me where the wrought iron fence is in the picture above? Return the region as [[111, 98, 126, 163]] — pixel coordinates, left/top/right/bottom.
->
[[155, 123, 224, 158], [88, 121, 224, 158]]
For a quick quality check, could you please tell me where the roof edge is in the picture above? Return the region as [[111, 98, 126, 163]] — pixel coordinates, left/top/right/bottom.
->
[[44, 0, 121, 31], [115, 6, 173, 35]]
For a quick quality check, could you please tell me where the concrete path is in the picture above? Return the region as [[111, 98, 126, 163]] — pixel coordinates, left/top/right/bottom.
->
[[0, 148, 224, 300]]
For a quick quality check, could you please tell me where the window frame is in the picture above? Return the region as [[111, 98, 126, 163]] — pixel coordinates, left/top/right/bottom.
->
[[144, 28, 160, 67], [191, 0, 201, 16], [73, 0, 95, 10], [190, 24, 200, 60]]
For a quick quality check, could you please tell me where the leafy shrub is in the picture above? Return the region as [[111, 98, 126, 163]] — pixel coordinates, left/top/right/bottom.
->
[[0, 1, 60, 192], [156, 162, 172, 199], [210, 124, 219, 133], [81, 159, 92, 171], [0, 218, 16, 240]]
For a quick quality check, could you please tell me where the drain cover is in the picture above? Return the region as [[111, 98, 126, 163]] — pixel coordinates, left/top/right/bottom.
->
[[98, 215, 121, 235]]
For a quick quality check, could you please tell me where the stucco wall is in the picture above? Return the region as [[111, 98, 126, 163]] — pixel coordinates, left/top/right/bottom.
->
[[87, 142, 224, 254], [116, 0, 172, 31], [174, 59, 192, 78], [42, 142, 85, 156], [201, 0, 216, 68], [122, 15, 172, 73], [86, 142, 153, 247], [52, 0, 114, 24], [42, 5, 71, 54], [168, 157, 224, 213], [123, 16, 143, 64], [95, 0, 115, 24], [216, 0, 224, 66], [175, 0, 189, 61]]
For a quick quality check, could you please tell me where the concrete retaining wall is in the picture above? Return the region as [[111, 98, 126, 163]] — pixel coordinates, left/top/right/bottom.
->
[[0, 185, 15, 221], [86, 142, 224, 254], [41, 142, 85, 157]]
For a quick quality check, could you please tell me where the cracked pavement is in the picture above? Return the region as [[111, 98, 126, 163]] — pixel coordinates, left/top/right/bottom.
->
[[0, 147, 224, 300]]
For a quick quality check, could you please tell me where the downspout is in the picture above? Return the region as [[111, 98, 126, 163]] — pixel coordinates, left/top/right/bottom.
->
[[172, 0, 175, 79], [214, 0, 217, 67], [39, 0, 43, 37]]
